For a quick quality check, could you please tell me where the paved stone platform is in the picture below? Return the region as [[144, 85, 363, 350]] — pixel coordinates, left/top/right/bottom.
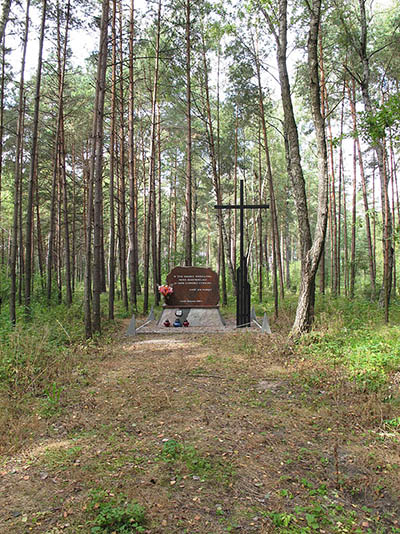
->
[[157, 307, 226, 328]]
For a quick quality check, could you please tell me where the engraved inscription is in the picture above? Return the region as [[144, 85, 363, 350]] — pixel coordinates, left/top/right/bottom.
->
[[165, 267, 219, 307]]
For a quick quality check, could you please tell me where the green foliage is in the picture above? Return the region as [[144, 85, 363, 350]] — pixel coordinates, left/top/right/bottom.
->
[[362, 94, 400, 143], [159, 439, 183, 462], [0, 297, 85, 395], [300, 297, 400, 391], [0, 287, 123, 412], [87, 489, 146, 534], [385, 416, 400, 428], [265, 502, 362, 533], [43, 445, 82, 470], [159, 439, 212, 477], [158, 439, 234, 483], [39, 382, 63, 417]]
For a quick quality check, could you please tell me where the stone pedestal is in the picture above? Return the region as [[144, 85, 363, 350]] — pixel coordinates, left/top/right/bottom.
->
[[157, 307, 226, 328]]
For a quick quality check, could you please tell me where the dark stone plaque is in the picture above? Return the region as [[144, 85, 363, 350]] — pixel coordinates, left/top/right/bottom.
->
[[165, 267, 219, 307]]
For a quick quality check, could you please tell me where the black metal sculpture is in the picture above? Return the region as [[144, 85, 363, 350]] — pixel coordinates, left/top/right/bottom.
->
[[215, 179, 269, 327]]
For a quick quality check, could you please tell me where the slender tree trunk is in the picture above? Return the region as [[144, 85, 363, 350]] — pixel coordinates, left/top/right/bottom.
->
[[258, 128, 263, 303], [108, 0, 117, 320], [232, 117, 238, 279], [143, 0, 161, 314], [337, 82, 345, 295], [390, 134, 396, 296], [255, 46, 283, 315], [118, 2, 128, 311], [347, 79, 376, 298], [59, 0, 72, 305], [25, 0, 47, 318], [343, 171, 349, 297], [10, 0, 30, 324], [56, 166, 62, 303], [390, 131, 399, 296], [200, 30, 235, 296], [350, 139, 357, 299], [91, 0, 109, 334], [71, 145, 76, 293], [319, 31, 338, 297], [184, 0, 192, 266], [0, 36, 5, 271], [0, 0, 12, 44], [47, 0, 71, 303], [358, 0, 392, 320], [18, 117, 25, 307], [157, 102, 162, 298], [128, 0, 138, 308]]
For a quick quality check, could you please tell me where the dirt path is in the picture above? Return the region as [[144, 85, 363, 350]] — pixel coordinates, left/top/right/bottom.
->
[[1, 328, 399, 533]]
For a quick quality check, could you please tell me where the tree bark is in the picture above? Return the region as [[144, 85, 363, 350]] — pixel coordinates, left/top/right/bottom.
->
[[91, 0, 109, 334], [128, 0, 138, 308], [358, 0, 393, 320], [184, 0, 192, 266], [24, 0, 46, 318], [10, 0, 30, 324], [261, 0, 328, 336], [118, 1, 128, 311], [200, 29, 236, 296], [0, 0, 12, 44], [108, 0, 117, 320], [143, 0, 161, 314], [347, 79, 376, 298], [0, 36, 5, 271]]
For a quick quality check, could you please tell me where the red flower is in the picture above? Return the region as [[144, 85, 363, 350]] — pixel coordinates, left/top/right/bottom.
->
[[158, 284, 173, 297]]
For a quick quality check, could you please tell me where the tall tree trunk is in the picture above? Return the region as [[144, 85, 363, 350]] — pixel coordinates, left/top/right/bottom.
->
[[128, 0, 138, 308], [91, 0, 109, 334], [261, 0, 328, 336], [347, 79, 376, 298], [257, 128, 263, 303], [350, 139, 357, 299], [358, 0, 393, 320], [184, 0, 192, 266], [254, 43, 283, 315], [200, 30, 236, 296], [71, 145, 77, 293], [59, 0, 72, 306], [390, 135, 396, 296], [0, 36, 5, 271], [0, 0, 12, 43], [143, 0, 161, 314], [10, 0, 30, 325], [343, 170, 349, 297], [337, 83, 346, 295], [108, 0, 117, 320], [118, 1, 128, 311], [25, 0, 47, 318], [47, 0, 71, 302], [157, 102, 162, 299]]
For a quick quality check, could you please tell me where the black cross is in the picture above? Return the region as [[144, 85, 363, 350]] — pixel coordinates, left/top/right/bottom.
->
[[215, 179, 269, 328]]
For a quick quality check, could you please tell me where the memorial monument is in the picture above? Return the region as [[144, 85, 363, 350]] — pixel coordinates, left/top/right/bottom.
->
[[157, 266, 226, 328]]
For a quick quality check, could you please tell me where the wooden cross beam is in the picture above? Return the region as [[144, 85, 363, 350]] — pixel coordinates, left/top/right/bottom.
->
[[215, 179, 269, 328]]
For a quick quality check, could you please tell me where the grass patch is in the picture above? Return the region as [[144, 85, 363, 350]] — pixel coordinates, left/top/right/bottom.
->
[[158, 439, 234, 484], [42, 444, 82, 470], [264, 499, 400, 533], [87, 489, 146, 533], [299, 297, 400, 391]]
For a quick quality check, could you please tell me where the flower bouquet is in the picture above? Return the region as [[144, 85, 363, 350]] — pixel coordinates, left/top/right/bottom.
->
[[158, 284, 173, 301]]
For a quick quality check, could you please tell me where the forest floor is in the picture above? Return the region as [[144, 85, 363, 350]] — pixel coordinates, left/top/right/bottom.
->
[[1, 321, 400, 534]]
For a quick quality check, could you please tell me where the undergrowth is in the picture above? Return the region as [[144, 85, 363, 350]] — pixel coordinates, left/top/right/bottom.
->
[[299, 297, 400, 391], [87, 489, 146, 533]]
